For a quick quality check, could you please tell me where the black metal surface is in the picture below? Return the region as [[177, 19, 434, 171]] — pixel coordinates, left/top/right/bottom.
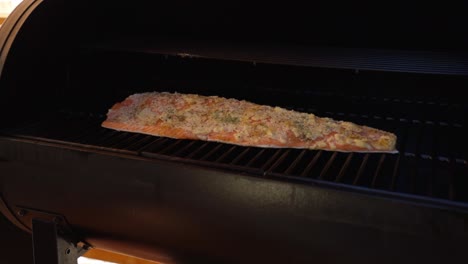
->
[[87, 40, 468, 75], [74, 1, 468, 53], [32, 219, 60, 264], [0, 212, 33, 264], [32, 219, 86, 264], [0, 194, 29, 232], [1, 137, 468, 264]]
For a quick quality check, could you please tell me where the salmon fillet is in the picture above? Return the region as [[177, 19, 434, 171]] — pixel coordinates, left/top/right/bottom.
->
[[102, 92, 397, 153]]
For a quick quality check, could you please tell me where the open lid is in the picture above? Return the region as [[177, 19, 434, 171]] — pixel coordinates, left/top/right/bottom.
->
[[71, 1, 468, 75], [75, 1, 468, 52], [2, 0, 468, 83]]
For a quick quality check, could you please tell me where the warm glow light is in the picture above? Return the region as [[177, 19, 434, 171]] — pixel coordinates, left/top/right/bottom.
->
[[0, 0, 22, 17], [78, 256, 118, 264]]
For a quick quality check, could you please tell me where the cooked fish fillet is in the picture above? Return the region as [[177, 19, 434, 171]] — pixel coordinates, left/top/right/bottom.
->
[[102, 92, 397, 153]]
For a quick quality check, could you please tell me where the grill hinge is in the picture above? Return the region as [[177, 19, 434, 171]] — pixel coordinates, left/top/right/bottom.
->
[[12, 206, 90, 264]]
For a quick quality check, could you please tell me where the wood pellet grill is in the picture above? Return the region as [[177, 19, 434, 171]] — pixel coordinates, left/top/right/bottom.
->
[[0, 1, 467, 263]]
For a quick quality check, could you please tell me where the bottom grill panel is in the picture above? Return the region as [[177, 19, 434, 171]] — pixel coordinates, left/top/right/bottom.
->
[[1, 108, 466, 205], [1, 133, 467, 264]]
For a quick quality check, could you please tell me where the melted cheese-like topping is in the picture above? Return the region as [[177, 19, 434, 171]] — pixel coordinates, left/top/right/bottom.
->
[[111, 92, 333, 143], [105, 92, 397, 152]]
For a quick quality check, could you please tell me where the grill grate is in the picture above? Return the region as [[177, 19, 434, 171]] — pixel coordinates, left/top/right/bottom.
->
[[1, 98, 467, 204]]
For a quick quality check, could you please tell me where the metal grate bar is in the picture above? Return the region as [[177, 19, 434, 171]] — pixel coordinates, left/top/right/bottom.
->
[[172, 140, 198, 156], [448, 161, 455, 200], [97, 132, 132, 146], [108, 133, 143, 149], [126, 135, 154, 151], [71, 126, 109, 143], [261, 149, 284, 171], [139, 138, 169, 153], [409, 158, 419, 194], [117, 134, 147, 151], [390, 155, 401, 191], [200, 144, 225, 161], [371, 154, 386, 188], [215, 146, 237, 163], [246, 149, 266, 167], [335, 153, 354, 183], [300, 151, 322, 177], [77, 128, 116, 144], [353, 154, 369, 185], [230, 148, 251, 165], [185, 142, 210, 159], [159, 139, 185, 154], [284, 149, 307, 175], [267, 149, 292, 173], [426, 161, 435, 197], [318, 152, 338, 180]]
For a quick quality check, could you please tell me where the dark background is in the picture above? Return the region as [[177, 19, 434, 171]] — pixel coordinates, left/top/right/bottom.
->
[[0, 213, 33, 264]]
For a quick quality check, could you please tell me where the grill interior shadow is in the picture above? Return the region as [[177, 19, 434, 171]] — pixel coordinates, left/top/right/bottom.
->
[[1, 50, 466, 204]]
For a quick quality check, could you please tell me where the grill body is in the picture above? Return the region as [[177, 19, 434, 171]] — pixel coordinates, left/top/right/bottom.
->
[[0, 1, 467, 263]]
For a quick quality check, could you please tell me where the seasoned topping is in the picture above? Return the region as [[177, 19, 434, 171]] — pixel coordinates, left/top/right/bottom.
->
[[104, 92, 397, 153]]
